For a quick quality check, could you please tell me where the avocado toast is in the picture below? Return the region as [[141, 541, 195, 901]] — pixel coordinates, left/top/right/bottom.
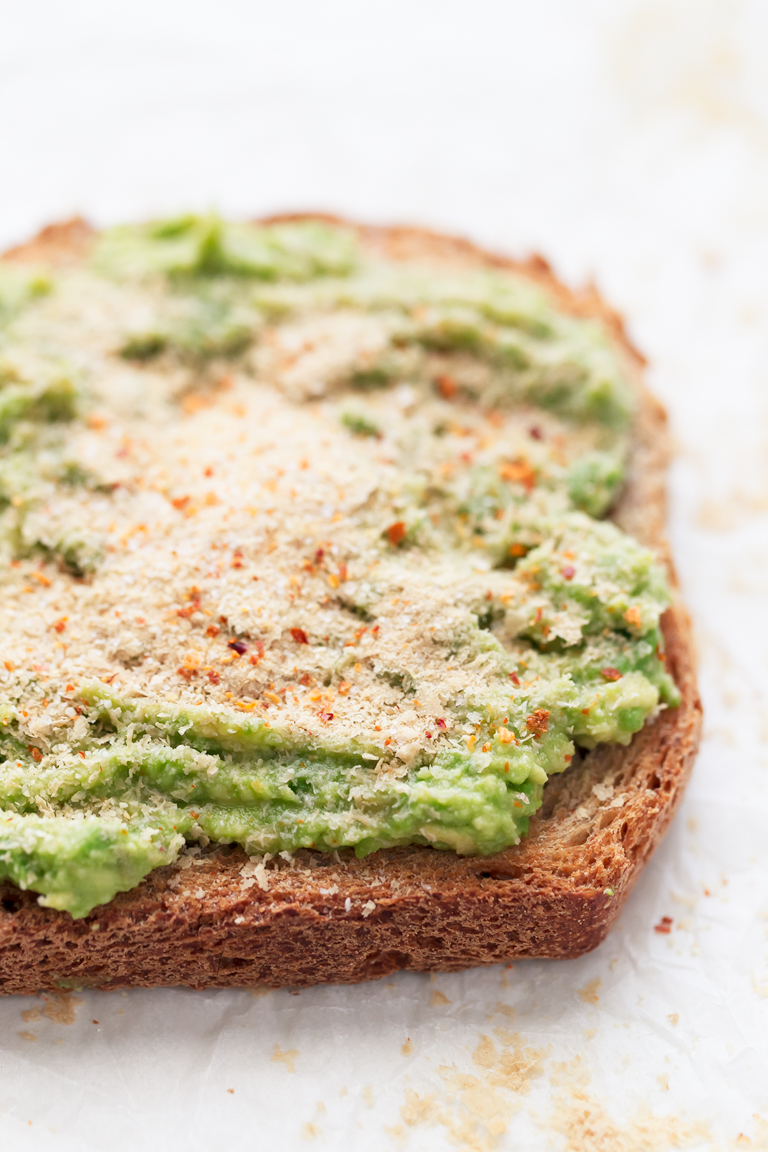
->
[[0, 215, 700, 992]]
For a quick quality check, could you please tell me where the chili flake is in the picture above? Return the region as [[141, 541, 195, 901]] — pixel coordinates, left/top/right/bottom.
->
[[624, 606, 643, 629], [525, 709, 550, 736], [386, 521, 407, 547], [600, 667, 622, 681], [290, 628, 309, 645], [435, 374, 458, 399]]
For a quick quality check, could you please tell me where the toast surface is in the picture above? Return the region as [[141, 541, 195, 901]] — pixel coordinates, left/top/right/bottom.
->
[[0, 217, 701, 993]]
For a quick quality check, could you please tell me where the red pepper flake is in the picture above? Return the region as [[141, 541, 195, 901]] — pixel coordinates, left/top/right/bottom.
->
[[656, 645, 666, 663], [177, 666, 198, 680], [204, 466, 214, 477], [231, 550, 244, 569], [425, 732, 432, 739], [337, 681, 351, 696], [384, 737, 392, 746], [436, 717, 447, 730], [534, 607, 543, 624], [290, 628, 309, 645], [4, 661, 14, 672], [528, 425, 543, 440], [177, 600, 201, 619], [318, 711, 334, 722], [29, 746, 42, 762], [562, 565, 575, 581], [386, 521, 407, 547], [207, 670, 221, 685], [315, 548, 325, 563], [525, 709, 550, 736], [371, 625, 380, 636], [31, 571, 51, 587], [654, 916, 673, 934], [625, 606, 643, 629], [499, 458, 536, 492], [600, 667, 622, 682], [52, 617, 67, 633], [509, 671, 520, 687], [219, 615, 228, 624], [206, 625, 220, 638], [227, 640, 248, 655], [171, 495, 190, 510], [435, 374, 458, 400], [509, 542, 527, 558], [64, 683, 74, 692], [299, 673, 314, 687]]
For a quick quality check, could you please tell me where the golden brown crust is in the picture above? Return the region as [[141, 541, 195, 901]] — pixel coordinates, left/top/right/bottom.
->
[[0, 217, 701, 994]]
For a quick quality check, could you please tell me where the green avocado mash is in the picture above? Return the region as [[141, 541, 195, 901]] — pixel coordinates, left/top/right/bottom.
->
[[0, 216, 677, 917]]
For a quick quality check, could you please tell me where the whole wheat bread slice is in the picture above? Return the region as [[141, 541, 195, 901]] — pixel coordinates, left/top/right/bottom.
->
[[0, 217, 701, 994]]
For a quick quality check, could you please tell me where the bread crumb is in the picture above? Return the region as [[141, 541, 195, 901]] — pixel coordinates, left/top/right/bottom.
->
[[272, 1044, 299, 1073], [363, 1086, 374, 1107], [18, 1031, 38, 1042], [21, 1007, 42, 1023], [401, 1038, 414, 1056], [546, 1088, 708, 1150], [301, 1122, 320, 1140], [43, 992, 81, 1025], [361, 900, 376, 918], [430, 990, 452, 1007], [667, 1012, 679, 1025], [577, 977, 601, 1005]]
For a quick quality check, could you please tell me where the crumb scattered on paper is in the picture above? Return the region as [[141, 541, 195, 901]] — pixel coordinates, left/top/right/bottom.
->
[[43, 993, 81, 1025], [271, 1044, 299, 1073], [578, 978, 602, 1005]]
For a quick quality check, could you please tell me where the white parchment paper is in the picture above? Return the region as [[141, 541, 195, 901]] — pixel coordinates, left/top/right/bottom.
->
[[1, 2, 767, 1147]]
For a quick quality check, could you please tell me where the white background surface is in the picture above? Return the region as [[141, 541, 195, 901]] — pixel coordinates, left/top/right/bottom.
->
[[1, 1, 767, 1148]]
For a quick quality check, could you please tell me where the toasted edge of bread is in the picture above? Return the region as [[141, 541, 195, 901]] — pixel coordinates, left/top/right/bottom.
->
[[0, 216, 702, 994]]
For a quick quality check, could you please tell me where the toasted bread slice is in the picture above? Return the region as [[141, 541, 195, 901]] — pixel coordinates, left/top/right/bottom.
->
[[0, 217, 700, 994]]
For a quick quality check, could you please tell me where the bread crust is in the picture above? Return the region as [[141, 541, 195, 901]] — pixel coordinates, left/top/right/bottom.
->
[[0, 217, 701, 994]]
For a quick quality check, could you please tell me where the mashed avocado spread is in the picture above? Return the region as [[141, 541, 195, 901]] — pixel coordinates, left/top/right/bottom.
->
[[0, 216, 678, 917]]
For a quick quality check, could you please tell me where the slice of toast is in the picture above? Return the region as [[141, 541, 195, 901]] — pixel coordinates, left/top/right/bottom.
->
[[0, 217, 701, 994]]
